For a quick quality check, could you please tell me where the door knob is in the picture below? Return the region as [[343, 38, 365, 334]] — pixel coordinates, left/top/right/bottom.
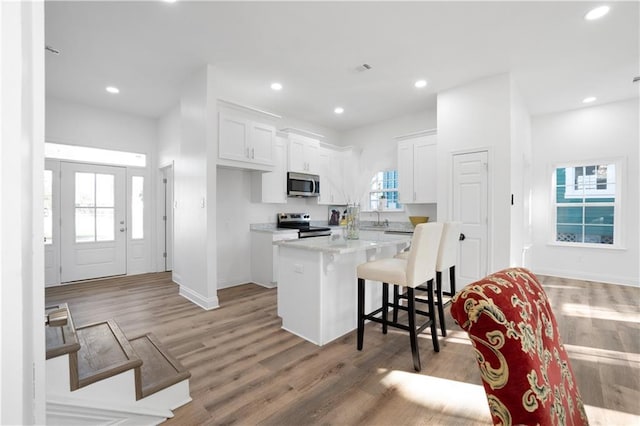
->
[[459, 233, 466, 241], [120, 228, 126, 232]]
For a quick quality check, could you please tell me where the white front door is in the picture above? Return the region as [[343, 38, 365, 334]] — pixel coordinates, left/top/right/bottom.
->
[[60, 162, 126, 282], [452, 151, 488, 288]]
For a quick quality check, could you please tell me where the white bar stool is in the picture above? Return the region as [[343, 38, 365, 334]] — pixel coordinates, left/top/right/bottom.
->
[[356, 222, 443, 371], [394, 221, 462, 337]]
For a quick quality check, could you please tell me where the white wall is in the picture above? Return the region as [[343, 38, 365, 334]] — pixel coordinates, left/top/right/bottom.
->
[[530, 99, 639, 286], [157, 104, 181, 167], [172, 65, 219, 308], [342, 108, 438, 222], [437, 73, 513, 272], [45, 98, 158, 278], [46, 98, 157, 155], [0, 1, 45, 423], [510, 80, 532, 267]]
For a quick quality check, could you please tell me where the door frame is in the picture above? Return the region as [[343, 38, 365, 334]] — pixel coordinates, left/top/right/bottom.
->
[[44, 159, 61, 286], [158, 162, 174, 272], [449, 147, 492, 283]]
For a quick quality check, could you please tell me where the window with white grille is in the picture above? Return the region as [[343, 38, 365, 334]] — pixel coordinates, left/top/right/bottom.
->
[[552, 161, 622, 247]]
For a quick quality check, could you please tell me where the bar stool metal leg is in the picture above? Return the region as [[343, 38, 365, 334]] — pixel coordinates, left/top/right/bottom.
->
[[382, 283, 389, 334], [392, 285, 400, 323], [449, 265, 456, 295], [435, 271, 447, 337], [357, 277, 365, 350], [426, 279, 440, 353], [407, 287, 421, 371]]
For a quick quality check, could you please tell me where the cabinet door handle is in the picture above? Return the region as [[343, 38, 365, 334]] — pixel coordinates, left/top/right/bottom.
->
[[251, 148, 255, 159], [246, 147, 250, 158]]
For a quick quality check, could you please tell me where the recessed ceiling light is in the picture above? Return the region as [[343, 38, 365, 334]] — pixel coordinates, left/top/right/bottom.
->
[[414, 79, 427, 89], [105, 86, 120, 94], [585, 5, 610, 20], [334, 107, 344, 114], [583, 96, 596, 103], [270, 82, 283, 91]]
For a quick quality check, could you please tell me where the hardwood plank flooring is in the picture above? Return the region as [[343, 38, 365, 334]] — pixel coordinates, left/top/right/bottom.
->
[[46, 272, 640, 425]]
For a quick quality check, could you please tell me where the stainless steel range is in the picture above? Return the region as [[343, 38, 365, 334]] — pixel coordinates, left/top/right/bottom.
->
[[277, 213, 331, 238]]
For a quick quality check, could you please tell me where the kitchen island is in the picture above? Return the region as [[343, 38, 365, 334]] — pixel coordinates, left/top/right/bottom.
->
[[276, 233, 411, 346]]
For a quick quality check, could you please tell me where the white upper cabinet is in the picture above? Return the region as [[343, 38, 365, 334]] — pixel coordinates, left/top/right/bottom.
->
[[397, 132, 437, 204], [218, 103, 276, 171], [219, 111, 249, 162], [257, 136, 288, 203], [250, 122, 277, 165], [288, 134, 320, 174], [318, 147, 349, 205]]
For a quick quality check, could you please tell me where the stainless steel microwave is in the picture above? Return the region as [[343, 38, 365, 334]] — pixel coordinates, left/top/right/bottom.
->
[[287, 172, 320, 197]]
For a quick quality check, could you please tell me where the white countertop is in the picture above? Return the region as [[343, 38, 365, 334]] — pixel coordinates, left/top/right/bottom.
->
[[275, 234, 411, 254], [249, 223, 299, 235], [251, 222, 415, 235]]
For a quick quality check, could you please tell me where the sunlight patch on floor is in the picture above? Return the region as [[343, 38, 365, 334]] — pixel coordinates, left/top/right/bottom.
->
[[564, 343, 640, 369], [378, 368, 491, 420], [562, 303, 640, 323], [441, 329, 473, 346], [584, 404, 640, 425], [543, 284, 583, 290]]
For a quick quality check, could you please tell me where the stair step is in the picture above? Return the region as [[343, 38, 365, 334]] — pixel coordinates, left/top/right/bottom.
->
[[75, 320, 142, 396], [46, 303, 80, 360], [128, 333, 191, 399]]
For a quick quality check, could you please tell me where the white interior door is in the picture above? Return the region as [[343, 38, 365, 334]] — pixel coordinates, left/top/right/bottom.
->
[[60, 162, 126, 282], [452, 151, 488, 288]]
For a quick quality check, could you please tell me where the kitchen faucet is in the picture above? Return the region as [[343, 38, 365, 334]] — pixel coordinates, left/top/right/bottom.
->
[[374, 211, 389, 227]]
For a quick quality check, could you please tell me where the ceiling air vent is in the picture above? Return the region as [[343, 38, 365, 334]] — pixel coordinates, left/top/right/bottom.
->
[[355, 63, 373, 72]]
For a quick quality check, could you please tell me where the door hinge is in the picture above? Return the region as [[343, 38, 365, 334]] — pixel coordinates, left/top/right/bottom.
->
[[59, 266, 62, 273], [163, 178, 167, 184], [163, 252, 167, 258], [162, 215, 167, 221]]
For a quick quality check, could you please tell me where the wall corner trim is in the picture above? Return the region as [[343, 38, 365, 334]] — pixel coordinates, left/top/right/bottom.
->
[[178, 285, 220, 310]]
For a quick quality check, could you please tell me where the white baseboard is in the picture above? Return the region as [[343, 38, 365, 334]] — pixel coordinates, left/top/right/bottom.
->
[[217, 277, 276, 289], [534, 268, 639, 287], [253, 281, 277, 289], [46, 395, 171, 426], [178, 285, 219, 310]]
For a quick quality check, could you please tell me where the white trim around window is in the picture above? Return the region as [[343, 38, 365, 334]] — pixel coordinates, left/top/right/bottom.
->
[[549, 157, 625, 250]]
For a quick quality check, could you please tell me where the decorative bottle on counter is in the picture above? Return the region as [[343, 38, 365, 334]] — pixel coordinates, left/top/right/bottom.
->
[[345, 203, 360, 240]]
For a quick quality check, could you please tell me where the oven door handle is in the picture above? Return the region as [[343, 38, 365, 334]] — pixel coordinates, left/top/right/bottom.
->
[[299, 230, 331, 238]]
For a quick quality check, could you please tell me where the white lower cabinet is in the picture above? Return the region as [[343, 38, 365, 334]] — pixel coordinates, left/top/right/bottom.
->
[[250, 230, 298, 288]]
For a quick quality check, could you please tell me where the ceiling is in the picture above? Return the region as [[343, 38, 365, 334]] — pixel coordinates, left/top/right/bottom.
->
[[45, 1, 639, 131]]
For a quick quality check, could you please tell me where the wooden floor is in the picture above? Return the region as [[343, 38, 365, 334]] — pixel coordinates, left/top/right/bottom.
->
[[46, 273, 640, 425]]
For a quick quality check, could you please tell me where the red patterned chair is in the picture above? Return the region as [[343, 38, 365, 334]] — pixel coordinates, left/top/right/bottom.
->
[[450, 267, 589, 426]]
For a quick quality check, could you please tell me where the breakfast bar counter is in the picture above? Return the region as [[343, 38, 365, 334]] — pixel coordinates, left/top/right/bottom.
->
[[275, 233, 411, 345]]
